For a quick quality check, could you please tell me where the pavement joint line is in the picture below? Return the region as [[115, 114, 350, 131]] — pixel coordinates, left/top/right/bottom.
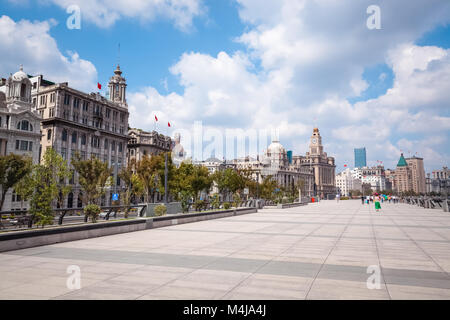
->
[[304, 204, 360, 300], [369, 202, 392, 299], [384, 206, 450, 281], [217, 209, 338, 300]]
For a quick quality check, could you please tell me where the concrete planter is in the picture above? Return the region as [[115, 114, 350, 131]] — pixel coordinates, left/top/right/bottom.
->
[[145, 202, 182, 217]]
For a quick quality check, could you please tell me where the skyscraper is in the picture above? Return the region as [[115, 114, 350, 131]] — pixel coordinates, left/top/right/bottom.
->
[[354, 147, 367, 168]]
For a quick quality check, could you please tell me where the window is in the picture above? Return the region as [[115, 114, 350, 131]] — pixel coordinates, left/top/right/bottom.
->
[[16, 120, 33, 131], [50, 93, 55, 103], [12, 190, 21, 202], [91, 136, 100, 148], [81, 134, 86, 145], [111, 141, 116, 152], [80, 151, 86, 160], [118, 142, 123, 153], [62, 129, 68, 141], [49, 108, 55, 117], [119, 126, 124, 134], [61, 147, 67, 160], [120, 113, 125, 123], [47, 129, 52, 141], [106, 109, 110, 118], [82, 101, 89, 112], [40, 95, 47, 106], [105, 122, 110, 131], [64, 94, 71, 105], [113, 111, 117, 121], [71, 132, 77, 144], [73, 97, 80, 108], [104, 139, 109, 149], [15, 140, 32, 151]]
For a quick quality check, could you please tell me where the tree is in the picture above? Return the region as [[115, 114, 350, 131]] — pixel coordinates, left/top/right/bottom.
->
[[0, 154, 32, 210], [71, 153, 112, 207], [260, 176, 278, 200], [190, 165, 212, 201], [136, 154, 160, 203], [119, 160, 144, 217], [16, 148, 72, 227]]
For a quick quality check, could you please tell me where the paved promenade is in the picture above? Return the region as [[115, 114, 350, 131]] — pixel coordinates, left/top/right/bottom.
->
[[1, 200, 450, 299]]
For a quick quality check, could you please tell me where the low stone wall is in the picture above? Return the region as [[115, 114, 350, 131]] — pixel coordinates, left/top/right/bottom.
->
[[0, 207, 257, 253], [276, 202, 308, 209], [145, 202, 182, 216]]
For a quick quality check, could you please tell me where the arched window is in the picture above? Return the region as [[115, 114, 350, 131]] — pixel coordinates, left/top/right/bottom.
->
[[62, 129, 67, 141]]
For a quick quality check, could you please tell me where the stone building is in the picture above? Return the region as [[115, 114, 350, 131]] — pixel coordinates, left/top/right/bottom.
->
[[336, 168, 362, 196], [292, 128, 336, 198], [394, 153, 413, 194], [405, 156, 426, 194], [127, 128, 172, 164], [30, 65, 130, 208], [233, 139, 315, 196], [426, 167, 450, 195], [0, 66, 42, 211]]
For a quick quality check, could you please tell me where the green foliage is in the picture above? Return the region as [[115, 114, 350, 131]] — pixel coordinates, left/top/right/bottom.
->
[[179, 190, 192, 213], [211, 194, 220, 209], [154, 204, 167, 216], [84, 204, 101, 223], [194, 200, 206, 212], [260, 176, 278, 201], [15, 148, 71, 227], [0, 154, 32, 210], [119, 159, 144, 217], [71, 153, 112, 206], [223, 202, 231, 210], [232, 192, 241, 208]]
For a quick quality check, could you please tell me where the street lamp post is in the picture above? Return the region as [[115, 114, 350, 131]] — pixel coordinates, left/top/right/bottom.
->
[[164, 152, 168, 204]]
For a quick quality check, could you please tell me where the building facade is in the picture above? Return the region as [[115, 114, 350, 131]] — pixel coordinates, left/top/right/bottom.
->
[[426, 167, 450, 195], [354, 147, 367, 168], [405, 156, 426, 194], [127, 128, 172, 164], [394, 154, 413, 194], [293, 128, 336, 198], [31, 65, 130, 207], [336, 168, 362, 196], [0, 66, 42, 211]]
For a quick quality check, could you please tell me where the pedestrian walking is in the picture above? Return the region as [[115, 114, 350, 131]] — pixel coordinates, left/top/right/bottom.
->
[[361, 195, 365, 205], [336, 194, 340, 202], [374, 193, 381, 212]]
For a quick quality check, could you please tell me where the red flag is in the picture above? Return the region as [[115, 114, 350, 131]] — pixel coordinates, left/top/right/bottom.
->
[[344, 164, 347, 167], [168, 122, 171, 127], [97, 82, 102, 90], [155, 115, 158, 121]]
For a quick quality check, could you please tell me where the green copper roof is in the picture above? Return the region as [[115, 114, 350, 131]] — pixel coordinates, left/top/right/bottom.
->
[[397, 153, 408, 167]]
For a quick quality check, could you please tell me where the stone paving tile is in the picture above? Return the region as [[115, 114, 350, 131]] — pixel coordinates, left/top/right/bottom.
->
[[306, 278, 390, 300], [1, 200, 450, 299]]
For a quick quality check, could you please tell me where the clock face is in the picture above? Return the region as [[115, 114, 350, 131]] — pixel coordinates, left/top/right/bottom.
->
[[312, 138, 317, 144]]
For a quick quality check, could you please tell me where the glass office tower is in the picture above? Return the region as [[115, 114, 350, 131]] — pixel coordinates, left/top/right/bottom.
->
[[354, 147, 367, 168]]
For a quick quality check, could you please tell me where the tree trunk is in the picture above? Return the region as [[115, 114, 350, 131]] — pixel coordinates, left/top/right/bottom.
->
[[0, 189, 8, 211]]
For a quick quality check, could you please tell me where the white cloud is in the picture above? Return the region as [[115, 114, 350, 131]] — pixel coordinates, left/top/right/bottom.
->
[[47, 0, 205, 31], [0, 15, 97, 92]]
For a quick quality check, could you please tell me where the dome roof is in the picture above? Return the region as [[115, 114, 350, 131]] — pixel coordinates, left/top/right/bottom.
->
[[267, 140, 285, 155], [12, 66, 29, 82]]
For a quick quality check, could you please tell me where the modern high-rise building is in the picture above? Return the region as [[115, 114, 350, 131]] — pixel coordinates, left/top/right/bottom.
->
[[354, 147, 367, 168]]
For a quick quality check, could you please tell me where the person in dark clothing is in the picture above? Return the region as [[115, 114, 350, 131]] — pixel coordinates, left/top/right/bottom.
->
[[361, 196, 365, 204]]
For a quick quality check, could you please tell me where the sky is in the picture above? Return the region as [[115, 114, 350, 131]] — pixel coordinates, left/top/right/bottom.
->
[[1, 0, 449, 173]]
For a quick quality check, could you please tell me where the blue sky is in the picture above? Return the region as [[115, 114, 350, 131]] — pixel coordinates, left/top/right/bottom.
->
[[1, 0, 449, 172]]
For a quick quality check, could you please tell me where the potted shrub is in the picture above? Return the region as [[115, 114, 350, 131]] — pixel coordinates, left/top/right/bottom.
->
[[154, 204, 167, 216], [194, 200, 205, 212], [84, 204, 101, 223], [211, 194, 220, 210], [223, 202, 231, 210]]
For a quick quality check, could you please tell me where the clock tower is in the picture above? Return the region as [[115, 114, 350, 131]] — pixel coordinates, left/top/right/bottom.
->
[[309, 127, 323, 155]]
